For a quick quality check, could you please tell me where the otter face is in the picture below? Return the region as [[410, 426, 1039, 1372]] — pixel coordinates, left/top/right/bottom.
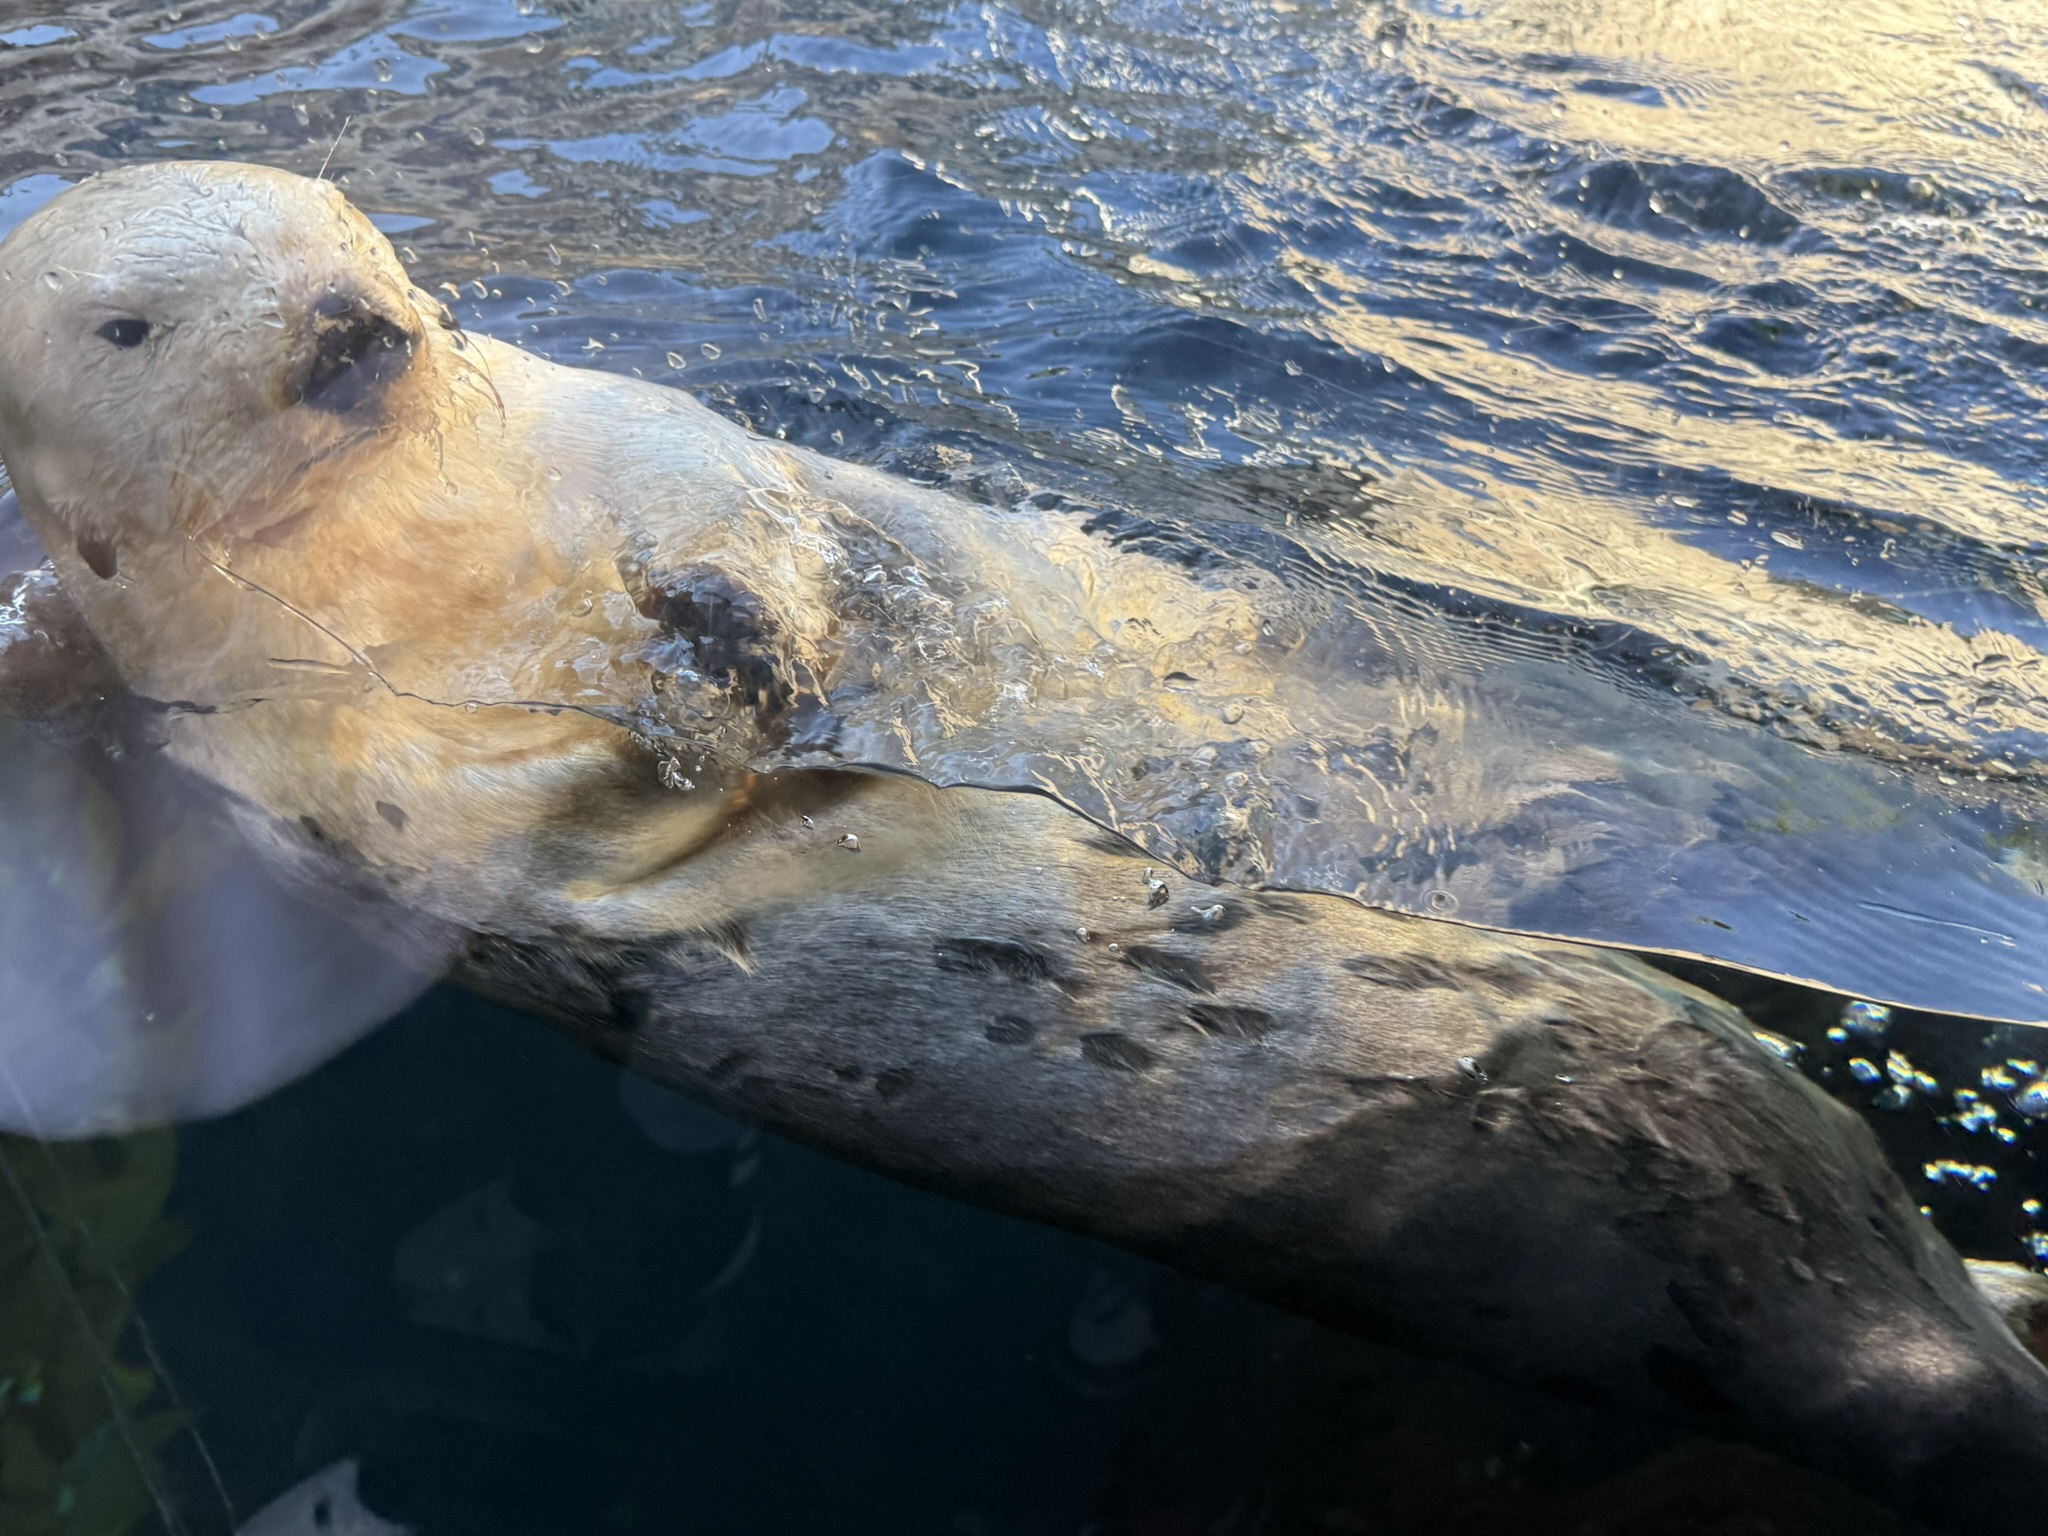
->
[[0, 161, 433, 568]]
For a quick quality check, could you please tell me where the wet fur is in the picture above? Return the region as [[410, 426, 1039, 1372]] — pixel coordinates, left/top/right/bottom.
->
[[426, 761, 2048, 1530], [3, 165, 2048, 1532]]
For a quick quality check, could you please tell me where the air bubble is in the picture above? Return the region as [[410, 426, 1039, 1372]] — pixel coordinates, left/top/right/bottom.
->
[[1924, 1160, 1997, 1190], [1750, 1030, 1800, 1064]]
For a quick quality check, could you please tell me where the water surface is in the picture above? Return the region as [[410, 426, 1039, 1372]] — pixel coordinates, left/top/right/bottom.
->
[[3, 1, 2048, 1530]]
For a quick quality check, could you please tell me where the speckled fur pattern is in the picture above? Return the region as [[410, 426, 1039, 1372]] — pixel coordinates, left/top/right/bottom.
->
[[443, 767, 2048, 1531]]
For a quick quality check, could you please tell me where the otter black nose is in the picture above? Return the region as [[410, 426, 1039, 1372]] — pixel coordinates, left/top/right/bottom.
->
[[294, 291, 417, 412]]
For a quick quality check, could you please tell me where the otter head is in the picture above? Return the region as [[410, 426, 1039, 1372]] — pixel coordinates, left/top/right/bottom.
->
[[0, 161, 441, 580]]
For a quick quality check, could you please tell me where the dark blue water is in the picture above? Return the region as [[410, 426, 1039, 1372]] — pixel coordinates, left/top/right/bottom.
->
[[4, 0, 2048, 1530]]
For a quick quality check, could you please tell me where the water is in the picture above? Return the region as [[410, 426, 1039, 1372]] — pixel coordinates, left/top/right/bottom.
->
[[3, 0, 2048, 1530]]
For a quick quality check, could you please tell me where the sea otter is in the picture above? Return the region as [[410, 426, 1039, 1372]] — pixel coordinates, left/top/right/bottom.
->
[[1, 162, 2044, 1530]]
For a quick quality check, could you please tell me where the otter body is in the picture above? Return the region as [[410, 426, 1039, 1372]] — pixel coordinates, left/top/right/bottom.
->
[[2, 163, 2046, 1530]]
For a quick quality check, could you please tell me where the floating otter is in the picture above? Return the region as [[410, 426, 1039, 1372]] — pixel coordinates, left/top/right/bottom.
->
[[2, 163, 2045, 1530]]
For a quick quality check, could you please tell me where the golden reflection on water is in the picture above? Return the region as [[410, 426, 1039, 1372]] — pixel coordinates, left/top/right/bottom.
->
[[1439, 0, 2048, 173]]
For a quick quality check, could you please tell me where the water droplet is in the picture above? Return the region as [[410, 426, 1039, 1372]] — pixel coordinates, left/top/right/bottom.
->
[[1841, 1000, 1890, 1037], [666, 351, 687, 370], [800, 815, 815, 829], [1848, 1057, 1882, 1084], [1870, 1085, 1912, 1111], [1948, 1091, 2001, 1135], [1220, 701, 1245, 725], [465, 126, 487, 147], [1647, 192, 1668, 215], [1456, 1056, 1486, 1082], [584, 338, 606, 353], [2014, 1079, 2048, 1120], [700, 342, 721, 360], [1193, 904, 1224, 925], [1426, 889, 1457, 914], [838, 832, 860, 851], [38, 271, 62, 291], [1143, 869, 1169, 908], [374, 57, 393, 83]]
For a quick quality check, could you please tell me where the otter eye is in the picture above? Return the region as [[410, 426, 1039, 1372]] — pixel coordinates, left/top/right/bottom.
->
[[96, 318, 150, 349]]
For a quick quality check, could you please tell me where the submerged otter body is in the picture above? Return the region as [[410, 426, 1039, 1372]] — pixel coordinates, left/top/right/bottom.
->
[[1, 162, 2045, 1529]]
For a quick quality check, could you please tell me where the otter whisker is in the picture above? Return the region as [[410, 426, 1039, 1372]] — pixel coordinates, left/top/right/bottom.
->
[[316, 114, 354, 181]]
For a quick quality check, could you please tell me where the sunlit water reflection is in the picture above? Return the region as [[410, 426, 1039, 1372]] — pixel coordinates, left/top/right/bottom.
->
[[4, 0, 2048, 1530]]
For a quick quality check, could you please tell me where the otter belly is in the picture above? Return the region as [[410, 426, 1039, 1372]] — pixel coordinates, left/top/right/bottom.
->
[[438, 769, 2048, 1533]]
